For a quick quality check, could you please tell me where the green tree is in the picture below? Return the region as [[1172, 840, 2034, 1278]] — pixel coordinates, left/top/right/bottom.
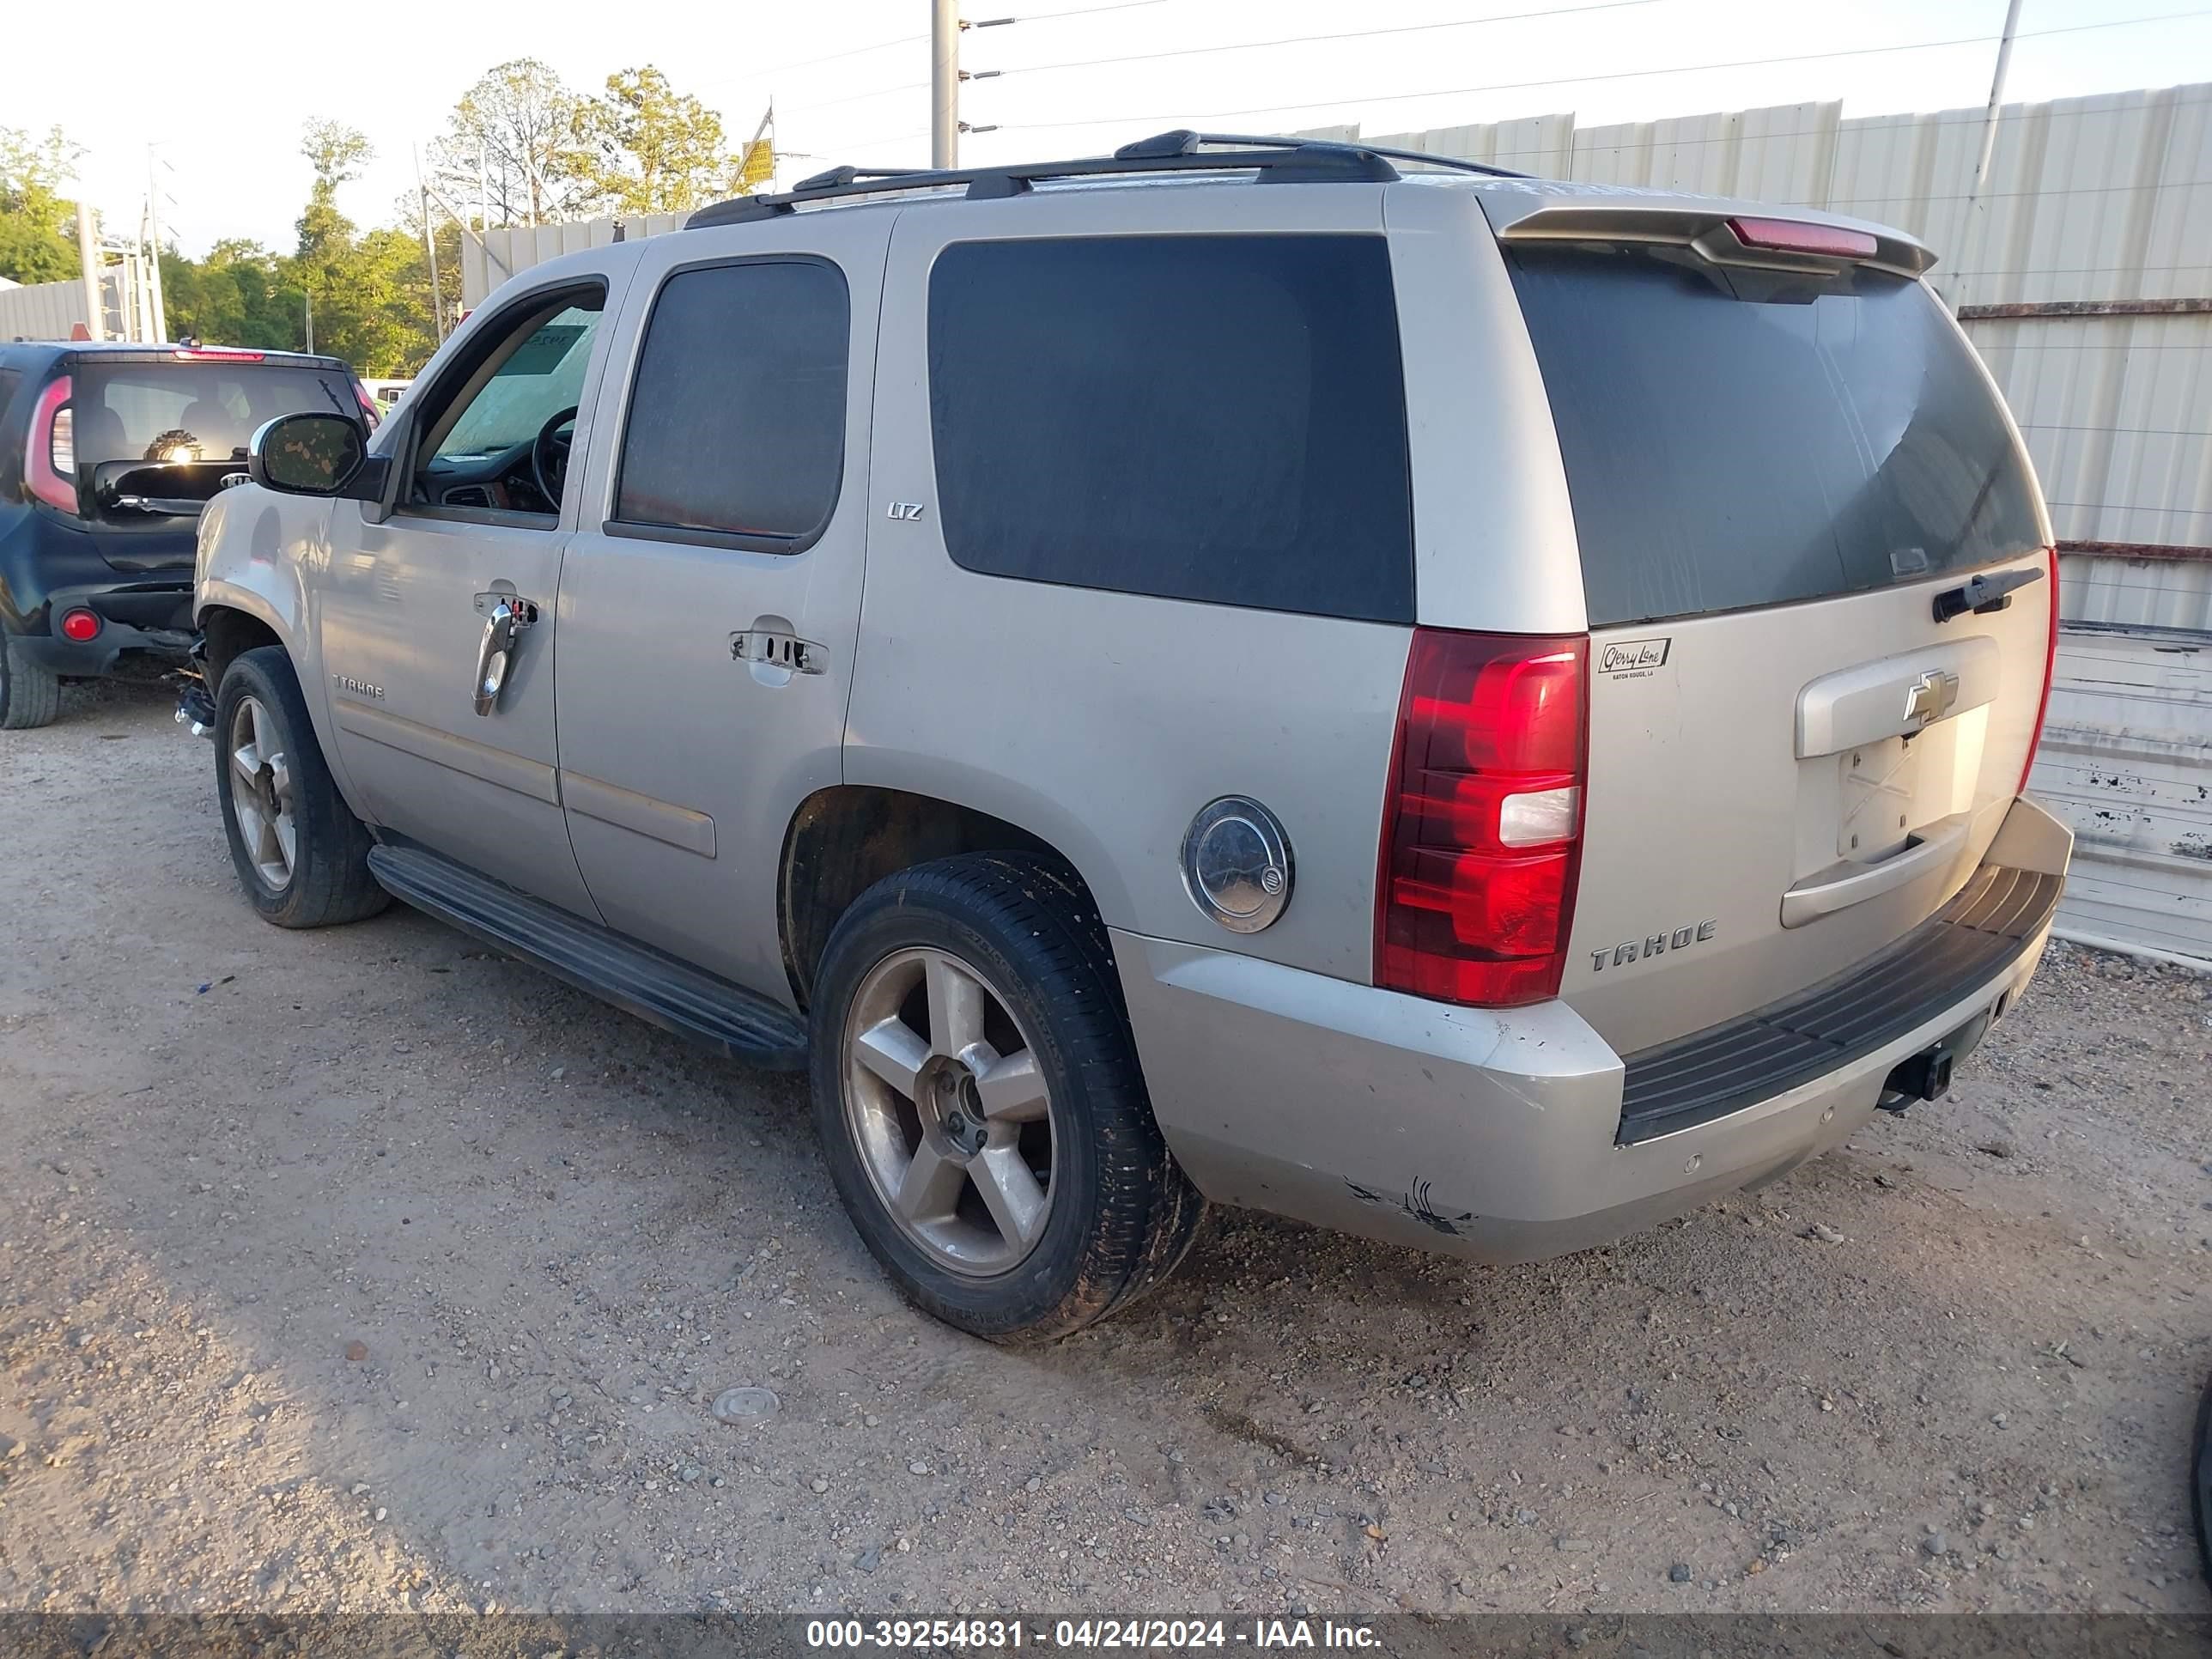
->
[[428, 59, 595, 228], [162, 118, 457, 374], [0, 125, 84, 286], [284, 121, 377, 362], [575, 67, 750, 216], [162, 240, 293, 350]]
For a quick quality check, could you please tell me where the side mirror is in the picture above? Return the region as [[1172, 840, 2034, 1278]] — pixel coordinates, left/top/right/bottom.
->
[[247, 412, 369, 497]]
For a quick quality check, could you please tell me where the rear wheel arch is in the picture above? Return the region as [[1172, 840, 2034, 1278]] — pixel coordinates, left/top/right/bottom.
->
[[778, 785, 1111, 1012]]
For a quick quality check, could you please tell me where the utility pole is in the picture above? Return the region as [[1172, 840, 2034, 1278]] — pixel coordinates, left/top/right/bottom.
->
[[1966, 0, 2025, 217], [304, 291, 313, 356], [145, 148, 169, 343], [416, 147, 447, 343], [76, 201, 104, 342], [932, 0, 960, 169]]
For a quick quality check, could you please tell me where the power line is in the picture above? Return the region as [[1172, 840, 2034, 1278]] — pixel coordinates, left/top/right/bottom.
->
[[991, 7, 2212, 134], [990, 0, 1177, 21], [990, 0, 1667, 78], [799, 79, 932, 113], [691, 31, 927, 95], [806, 125, 933, 154]]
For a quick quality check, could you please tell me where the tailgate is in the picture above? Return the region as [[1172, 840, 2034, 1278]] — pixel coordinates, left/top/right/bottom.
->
[[67, 357, 356, 568], [1499, 236, 2055, 1054]]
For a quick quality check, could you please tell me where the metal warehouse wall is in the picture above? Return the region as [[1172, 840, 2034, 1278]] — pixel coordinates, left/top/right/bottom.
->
[[0, 276, 92, 342], [462, 214, 687, 313]]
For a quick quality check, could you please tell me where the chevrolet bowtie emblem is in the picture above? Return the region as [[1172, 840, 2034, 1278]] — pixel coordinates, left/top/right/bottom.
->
[[1904, 669, 1961, 728]]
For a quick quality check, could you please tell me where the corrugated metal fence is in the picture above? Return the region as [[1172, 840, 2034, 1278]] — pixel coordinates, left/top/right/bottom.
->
[[462, 214, 688, 313], [464, 84, 2212, 963], [0, 275, 93, 342]]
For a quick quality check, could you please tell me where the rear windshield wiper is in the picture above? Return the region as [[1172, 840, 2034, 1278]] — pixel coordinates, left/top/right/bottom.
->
[[109, 495, 205, 517], [1932, 562, 2044, 623]]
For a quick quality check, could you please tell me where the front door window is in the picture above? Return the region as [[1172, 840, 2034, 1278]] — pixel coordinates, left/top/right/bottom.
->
[[412, 295, 603, 519]]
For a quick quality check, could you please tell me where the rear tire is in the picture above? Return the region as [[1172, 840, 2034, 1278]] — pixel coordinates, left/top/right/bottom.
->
[[810, 853, 1206, 1341], [0, 635, 63, 730], [213, 646, 389, 928]]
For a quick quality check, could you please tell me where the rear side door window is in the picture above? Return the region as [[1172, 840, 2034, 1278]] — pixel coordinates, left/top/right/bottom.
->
[[925, 234, 1414, 623], [611, 258, 850, 552]]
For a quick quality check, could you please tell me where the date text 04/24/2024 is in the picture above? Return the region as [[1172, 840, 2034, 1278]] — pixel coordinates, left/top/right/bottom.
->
[[805, 1619, 1383, 1650]]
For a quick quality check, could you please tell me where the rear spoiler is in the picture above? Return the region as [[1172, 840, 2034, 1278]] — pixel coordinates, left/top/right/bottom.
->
[[1490, 201, 1936, 280]]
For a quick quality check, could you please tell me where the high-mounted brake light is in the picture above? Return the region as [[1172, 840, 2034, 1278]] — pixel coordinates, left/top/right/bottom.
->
[[24, 375, 77, 514], [2018, 547, 2060, 796], [1725, 216, 1878, 260], [173, 346, 265, 362], [1376, 629, 1589, 1008]]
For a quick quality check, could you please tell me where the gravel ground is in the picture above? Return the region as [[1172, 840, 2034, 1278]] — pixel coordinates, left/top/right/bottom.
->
[[1, 682, 2207, 1617]]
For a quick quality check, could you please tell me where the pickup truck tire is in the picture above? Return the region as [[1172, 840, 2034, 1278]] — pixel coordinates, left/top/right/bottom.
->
[[0, 635, 63, 730], [811, 853, 1206, 1341], [213, 646, 390, 928]]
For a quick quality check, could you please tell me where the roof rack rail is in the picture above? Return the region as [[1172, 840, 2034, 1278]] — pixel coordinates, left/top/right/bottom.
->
[[684, 130, 1525, 229], [1126, 130, 1528, 179]]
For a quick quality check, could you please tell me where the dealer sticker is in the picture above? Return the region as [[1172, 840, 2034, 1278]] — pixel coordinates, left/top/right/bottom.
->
[[1599, 636, 1672, 678]]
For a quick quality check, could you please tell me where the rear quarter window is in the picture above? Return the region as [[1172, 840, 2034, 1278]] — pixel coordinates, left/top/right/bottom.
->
[[1505, 246, 2045, 626], [926, 234, 1415, 623]]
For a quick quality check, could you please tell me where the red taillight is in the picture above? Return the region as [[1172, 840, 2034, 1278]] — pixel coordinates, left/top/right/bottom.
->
[[173, 347, 264, 362], [2018, 547, 2060, 796], [354, 381, 380, 430], [1376, 629, 1589, 1008], [1725, 216, 1878, 260], [24, 374, 76, 514], [60, 609, 100, 642]]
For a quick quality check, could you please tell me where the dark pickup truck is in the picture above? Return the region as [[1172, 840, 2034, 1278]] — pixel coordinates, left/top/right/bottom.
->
[[0, 342, 374, 728]]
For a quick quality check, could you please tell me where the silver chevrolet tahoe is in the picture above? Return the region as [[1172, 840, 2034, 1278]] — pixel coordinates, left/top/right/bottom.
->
[[191, 131, 2071, 1340]]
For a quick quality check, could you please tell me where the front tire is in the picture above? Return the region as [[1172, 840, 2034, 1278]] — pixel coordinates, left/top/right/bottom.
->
[[0, 635, 63, 730], [213, 646, 388, 928], [810, 854, 1206, 1341]]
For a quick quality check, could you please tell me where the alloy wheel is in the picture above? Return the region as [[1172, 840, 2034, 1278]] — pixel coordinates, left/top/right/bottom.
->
[[842, 945, 1058, 1277], [227, 694, 296, 890]]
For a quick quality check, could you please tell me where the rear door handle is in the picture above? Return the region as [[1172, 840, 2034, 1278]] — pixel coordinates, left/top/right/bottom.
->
[[731, 629, 824, 676], [472, 592, 538, 715]]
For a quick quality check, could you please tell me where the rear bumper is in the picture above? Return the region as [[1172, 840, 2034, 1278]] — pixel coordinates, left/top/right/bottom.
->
[[11, 581, 196, 677], [1115, 795, 2073, 1265]]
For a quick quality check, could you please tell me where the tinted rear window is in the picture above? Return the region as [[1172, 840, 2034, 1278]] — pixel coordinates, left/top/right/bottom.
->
[[927, 234, 1414, 623], [1505, 246, 2044, 626], [70, 362, 357, 469]]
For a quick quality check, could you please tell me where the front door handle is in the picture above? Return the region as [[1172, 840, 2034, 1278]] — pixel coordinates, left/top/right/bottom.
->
[[471, 592, 538, 716]]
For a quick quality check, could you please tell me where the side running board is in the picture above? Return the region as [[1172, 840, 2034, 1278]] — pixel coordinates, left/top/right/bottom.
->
[[367, 842, 809, 1071]]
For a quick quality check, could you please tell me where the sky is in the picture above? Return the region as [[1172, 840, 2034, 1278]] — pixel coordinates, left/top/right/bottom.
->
[[9, 0, 2210, 257]]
